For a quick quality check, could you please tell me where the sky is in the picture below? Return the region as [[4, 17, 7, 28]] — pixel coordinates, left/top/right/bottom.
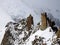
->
[[0, 0, 60, 17], [21, 0, 60, 10], [0, 0, 60, 25], [21, 0, 60, 19]]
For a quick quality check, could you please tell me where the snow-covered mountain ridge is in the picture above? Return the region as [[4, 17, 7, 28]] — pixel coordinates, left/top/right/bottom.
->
[[0, 0, 60, 45], [1, 15, 60, 45]]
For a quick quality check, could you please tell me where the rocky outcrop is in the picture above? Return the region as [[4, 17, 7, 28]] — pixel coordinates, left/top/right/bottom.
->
[[26, 14, 34, 31], [56, 29, 60, 38], [1, 30, 12, 45], [47, 17, 58, 33], [32, 36, 46, 45], [1, 22, 14, 45], [40, 12, 58, 33], [1, 17, 34, 45], [40, 12, 47, 30], [47, 17, 55, 27]]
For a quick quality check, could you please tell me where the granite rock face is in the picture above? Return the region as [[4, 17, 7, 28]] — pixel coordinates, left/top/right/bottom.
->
[[1, 30, 12, 45], [40, 12, 47, 30], [56, 29, 60, 38], [26, 14, 34, 31]]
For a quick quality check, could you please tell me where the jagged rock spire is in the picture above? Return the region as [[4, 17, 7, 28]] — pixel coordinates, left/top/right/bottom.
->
[[40, 12, 47, 30], [26, 14, 34, 31]]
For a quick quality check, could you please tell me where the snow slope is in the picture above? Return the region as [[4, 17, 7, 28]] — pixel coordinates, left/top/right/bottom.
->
[[26, 27, 57, 45], [0, 7, 14, 44]]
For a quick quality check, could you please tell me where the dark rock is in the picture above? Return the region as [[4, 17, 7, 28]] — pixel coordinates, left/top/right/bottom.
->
[[26, 14, 34, 31]]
